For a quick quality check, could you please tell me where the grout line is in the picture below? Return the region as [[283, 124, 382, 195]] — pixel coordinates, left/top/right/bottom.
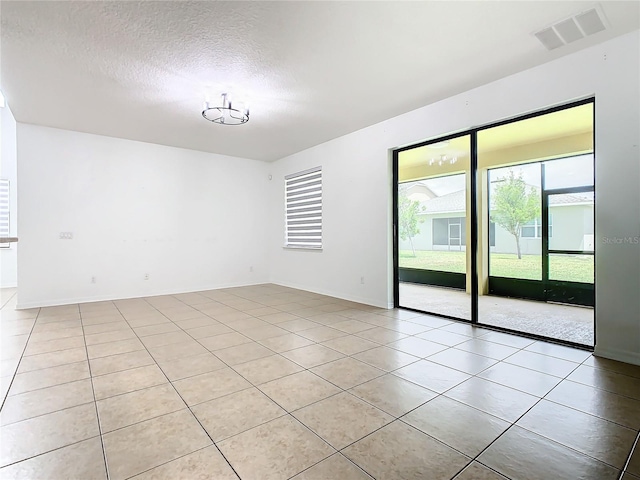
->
[[126, 443, 238, 480], [335, 329, 624, 476], [96, 405, 192, 436], [0, 305, 119, 472], [3, 360, 91, 398], [0, 396, 97, 427], [619, 431, 640, 480], [0, 305, 40, 412], [286, 452, 375, 480], [109, 298, 244, 480], [458, 356, 624, 475], [540, 395, 638, 431], [0, 289, 18, 310], [149, 292, 365, 472], [77, 303, 111, 480], [154, 292, 483, 479], [0, 435, 104, 470], [4, 285, 633, 480]]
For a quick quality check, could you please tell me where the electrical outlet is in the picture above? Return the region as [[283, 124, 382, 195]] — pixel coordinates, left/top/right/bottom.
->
[[249, 266, 254, 272], [91, 276, 96, 284], [360, 276, 365, 284], [59, 232, 73, 240], [144, 273, 149, 280]]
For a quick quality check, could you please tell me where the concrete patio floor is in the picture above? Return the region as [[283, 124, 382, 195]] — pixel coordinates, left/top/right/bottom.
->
[[399, 283, 594, 346]]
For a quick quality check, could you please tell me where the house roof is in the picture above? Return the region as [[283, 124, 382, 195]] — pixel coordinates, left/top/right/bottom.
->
[[550, 191, 594, 205], [419, 189, 593, 214], [404, 183, 437, 200], [422, 190, 466, 214]]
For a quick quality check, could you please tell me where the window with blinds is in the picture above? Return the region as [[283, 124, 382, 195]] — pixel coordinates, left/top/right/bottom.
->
[[285, 166, 322, 249], [0, 179, 9, 249]]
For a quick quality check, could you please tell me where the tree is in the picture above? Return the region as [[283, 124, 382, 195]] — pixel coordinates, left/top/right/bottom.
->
[[398, 186, 425, 257], [491, 171, 540, 259]]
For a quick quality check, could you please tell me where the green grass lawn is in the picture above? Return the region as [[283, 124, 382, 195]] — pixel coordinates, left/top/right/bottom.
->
[[399, 250, 594, 283]]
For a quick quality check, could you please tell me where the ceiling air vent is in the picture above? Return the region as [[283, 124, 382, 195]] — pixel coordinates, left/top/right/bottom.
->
[[575, 8, 607, 36], [555, 18, 585, 44], [534, 6, 608, 51], [535, 28, 565, 51]]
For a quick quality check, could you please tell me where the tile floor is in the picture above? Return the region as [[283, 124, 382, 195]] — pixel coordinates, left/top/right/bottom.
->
[[399, 283, 594, 345], [0, 284, 639, 479]]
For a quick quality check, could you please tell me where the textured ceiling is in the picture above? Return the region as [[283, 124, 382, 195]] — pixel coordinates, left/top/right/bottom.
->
[[1, 1, 638, 161]]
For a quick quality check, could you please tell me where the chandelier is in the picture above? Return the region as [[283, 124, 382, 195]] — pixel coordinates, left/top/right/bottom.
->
[[428, 154, 458, 166], [202, 93, 249, 125]]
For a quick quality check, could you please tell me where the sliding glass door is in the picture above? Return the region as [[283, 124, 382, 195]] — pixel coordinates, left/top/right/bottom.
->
[[394, 99, 595, 347], [396, 134, 472, 321]]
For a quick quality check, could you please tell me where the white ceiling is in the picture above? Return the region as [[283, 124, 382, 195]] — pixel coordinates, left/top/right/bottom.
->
[[1, 1, 638, 162]]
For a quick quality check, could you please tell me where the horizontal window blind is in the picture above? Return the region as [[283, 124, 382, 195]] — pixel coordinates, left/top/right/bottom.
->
[[285, 166, 322, 249], [0, 179, 9, 249]]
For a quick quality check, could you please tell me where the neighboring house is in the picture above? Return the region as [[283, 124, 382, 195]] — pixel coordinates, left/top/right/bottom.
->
[[403, 182, 437, 203], [399, 185, 594, 256]]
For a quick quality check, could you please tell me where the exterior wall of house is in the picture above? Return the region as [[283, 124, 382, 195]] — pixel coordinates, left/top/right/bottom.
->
[[399, 213, 467, 253], [493, 226, 540, 256], [399, 214, 431, 251], [493, 204, 594, 255], [549, 204, 595, 251], [399, 216, 433, 251], [401, 204, 593, 256]]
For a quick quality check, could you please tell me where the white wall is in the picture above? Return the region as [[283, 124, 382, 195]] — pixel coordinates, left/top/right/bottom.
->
[[0, 104, 18, 288], [268, 31, 640, 364], [17, 125, 269, 307], [268, 134, 393, 307]]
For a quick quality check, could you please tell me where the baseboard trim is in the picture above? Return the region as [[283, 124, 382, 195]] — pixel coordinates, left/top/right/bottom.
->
[[270, 280, 390, 309], [594, 346, 640, 366], [15, 280, 393, 311], [15, 280, 270, 309]]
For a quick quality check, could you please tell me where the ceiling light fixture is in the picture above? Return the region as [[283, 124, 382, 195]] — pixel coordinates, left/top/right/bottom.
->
[[202, 93, 249, 125], [428, 154, 458, 166]]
